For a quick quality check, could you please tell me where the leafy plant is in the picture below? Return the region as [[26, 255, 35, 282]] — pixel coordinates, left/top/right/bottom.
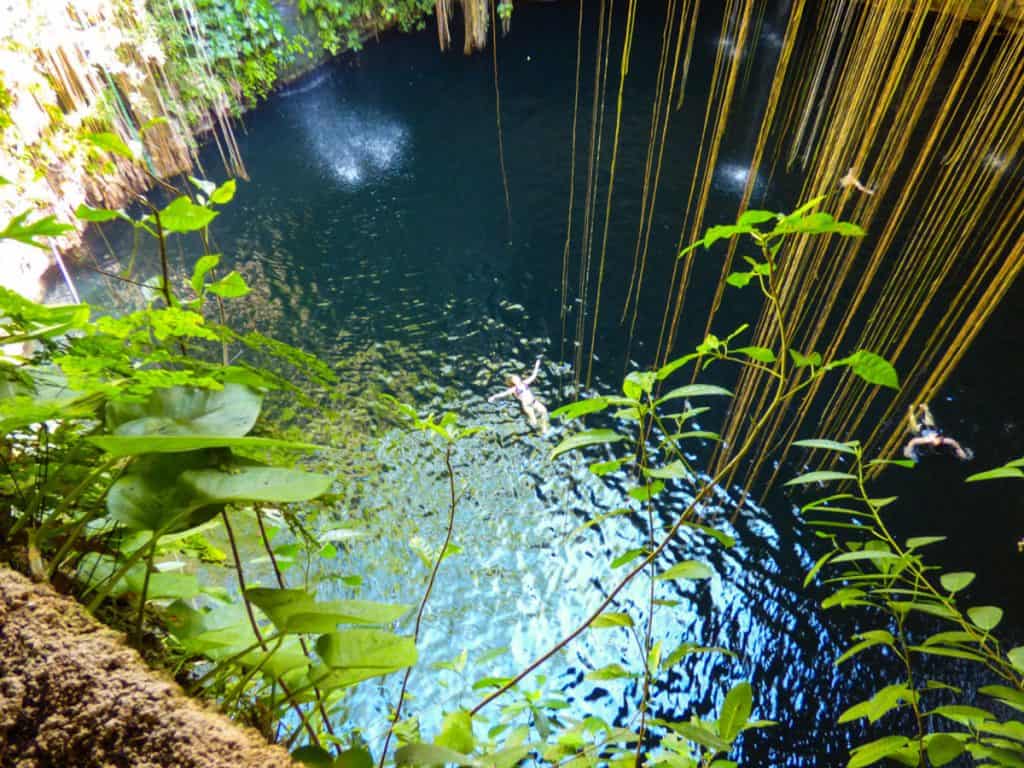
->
[[297, 0, 435, 55], [797, 444, 1024, 767]]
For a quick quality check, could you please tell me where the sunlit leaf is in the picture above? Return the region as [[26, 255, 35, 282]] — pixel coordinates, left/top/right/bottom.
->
[[968, 605, 1004, 631], [84, 131, 134, 159], [158, 196, 218, 233], [788, 349, 821, 369], [89, 434, 318, 456], [928, 705, 994, 727], [784, 470, 856, 486], [967, 466, 1024, 482], [75, 203, 127, 223], [316, 629, 417, 682], [437, 710, 475, 755], [591, 612, 634, 629], [939, 572, 975, 593], [840, 350, 900, 390], [210, 179, 237, 205], [206, 271, 250, 298], [905, 536, 946, 549], [247, 588, 410, 634], [793, 438, 859, 455], [549, 429, 626, 460], [107, 383, 262, 437], [611, 548, 647, 568], [734, 345, 775, 363], [1009, 647, 1024, 675], [656, 560, 713, 582], [585, 664, 636, 681], [847, 735, 911, 768], [395, 744, 476, 767], [551, 398, 609, 421], [628, 481, 664, 501], [656, 384, 732, 404], [718, 681, 753, 742]]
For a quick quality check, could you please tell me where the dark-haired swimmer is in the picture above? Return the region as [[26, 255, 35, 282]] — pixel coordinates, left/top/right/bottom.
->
[[488, 358, 549, 435], [902, 403, 972, 462]]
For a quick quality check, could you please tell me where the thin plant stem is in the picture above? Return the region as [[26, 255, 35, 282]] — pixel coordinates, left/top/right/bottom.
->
[[378, 441, 459, 766]]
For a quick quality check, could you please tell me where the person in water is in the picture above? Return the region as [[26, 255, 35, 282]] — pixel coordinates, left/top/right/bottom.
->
[[488, 358, 549, 434], [902, 403, 972, 462]]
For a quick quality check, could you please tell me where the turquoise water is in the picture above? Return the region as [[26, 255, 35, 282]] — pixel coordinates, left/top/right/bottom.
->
[[64, 3, 1024, 764]]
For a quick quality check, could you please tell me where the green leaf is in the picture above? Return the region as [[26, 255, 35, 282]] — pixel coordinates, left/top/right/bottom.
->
[[905, 536, 946, 549], [585, 664, 636, 681], [84, 131, 135, 159], [844, 350, 900, 390], [623, 371, 656, 398], [835, 631, 894, 666], [968, 605, 1004, 631], [437, 710, 475, 755], [734, 345, 776, 363], [718, 681, 753, 742], [655, 353, 699, 380], [793, 438, 859, 455], [158, 196, 218, 233], [183, 465, 332, 504], [725, 271, 753, 288], [394, 744, 475, 767], [979, 685, 1024, 713], [628, 481, 665, 501], [657, 384, 732, 404], [190, 254, 221, 296], [316, 629, 417, 683], [549, 429, 626, 460], [590, 459, 625, 476], [107, 384, 262, 438], [784, 470, 856, 486], [611, 548, 647, 568], [908, 645, 988, 663], [89, 435, 318, 457], [929, 705, 994, 727], [889, 601, 958, 620], [967, 466, 1024, 482], [830, 550, 897, 564], [645, 461, 689, 480], [940, 571, 975, 593], [246, 588, 410, 634], [335, 747, 374, 768], [737, 210, 778, 227], [656, 560, 713, 582], [551, 398, 609, 421], [292, 745, 335, 767], [75, 203, 126, 223], [206, 271, 250, 298], [0, 210, 74, 248], [210, 179, 237, 205], [662, 643, 735, 668], [591, 612, 634, 629], [839, 684, 915, 725], [847, 736, 911, 768], [788, 349, 821, 369], [1009, 647, 1024, 675], [664, 721, 731, 753]]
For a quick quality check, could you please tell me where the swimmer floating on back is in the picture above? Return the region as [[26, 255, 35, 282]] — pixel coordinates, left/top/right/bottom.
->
[[902, 403, 973, 462], [488, 357, 549, 435]]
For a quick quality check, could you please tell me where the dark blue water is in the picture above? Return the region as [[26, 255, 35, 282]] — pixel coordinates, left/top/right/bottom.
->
[[64, 3, 1024, 765]]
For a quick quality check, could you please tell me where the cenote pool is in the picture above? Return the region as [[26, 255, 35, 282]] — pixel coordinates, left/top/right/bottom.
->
[[61, 3, 1024, 765]]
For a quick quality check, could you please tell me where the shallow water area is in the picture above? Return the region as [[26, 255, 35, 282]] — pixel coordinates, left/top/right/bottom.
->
[[60, 3, 1024, 765]]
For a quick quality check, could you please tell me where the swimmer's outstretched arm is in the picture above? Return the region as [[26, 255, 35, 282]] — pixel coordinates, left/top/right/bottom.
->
[[488, 387, 516, 403], [523, 357, 541, 386], [943, 437, 972, 461], [908, 405, 921, 434]]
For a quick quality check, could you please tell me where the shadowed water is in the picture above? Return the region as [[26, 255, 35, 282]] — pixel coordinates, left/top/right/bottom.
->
[[62, 3, 1024, 764]]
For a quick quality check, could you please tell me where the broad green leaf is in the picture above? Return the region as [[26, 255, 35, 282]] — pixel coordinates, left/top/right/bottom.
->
[[206, 271, 250, 298], [839, 684, 914, 724], [585, 664, 636, 681], [967, 466, 1024, 482], [922, 631, 976, 646], [645, 461, 688, 480], [737, 209, 778, 227], [552, 398, 609, 421], [835, 631, 894, 666], [968, 605, 1004, 631], [822, 588, 868, 610], [549, 429, 626, 460], [788, 349, 821, 369], [107, 384, 262, 437], [190, 254, 221, 296], [664, 721, 731, 752], [793, 438, 859, 455], [437, 710, 475, 755], [725, 271, 753, 288], [784, 470, 856, 486], [591, 612, 634, 629], [394, 744, 475, 767], [926, 735, 964, 768], [663, 643, 736, 668], [183, 465, 331, 504], [336, 747, 374, 768], [623, 371, 656, 398], [1009, 647, 1024, 675], [316, 629, 417, 681], [89, 434, 318, 457], [657, 384, 732, 404], [704, 223, 752, 248], [655, 353, 699, 381], [734, 345, 776, 363], [656, 560, 713, 582], [292, 745, 334, 767], [940, 571, 975, 593], [158, 196, 218, 233], [803, 550, 834, 588], [889, 601, 958, 620], [210, 179, 237, 205], [979, 685, 1024, 713], [628, 481, 665, 501], [908, 645, 988, 663], [75, 203, 126, 223], [718, 681, 753, 742], [830, 550, 897, 564], [929, 705, 994, 727], [246, 588, 410, 634], [590, 458, 625, 476], [684, 522, 735, 548], [844, 350, 900, 390], [0, 210, 74, 248], [847, 735, 911, 768]]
